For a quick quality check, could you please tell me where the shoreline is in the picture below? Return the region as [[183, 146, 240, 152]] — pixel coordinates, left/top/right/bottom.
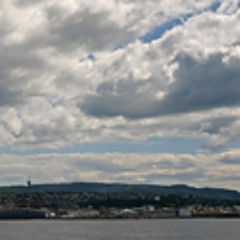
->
[[1, 216, 240, 221]]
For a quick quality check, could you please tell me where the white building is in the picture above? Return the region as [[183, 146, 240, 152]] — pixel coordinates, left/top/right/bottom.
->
[[179, 207, 193, 217]]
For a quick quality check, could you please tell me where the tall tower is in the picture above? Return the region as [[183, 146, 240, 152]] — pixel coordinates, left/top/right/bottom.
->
[[27, 177, 31, 188]]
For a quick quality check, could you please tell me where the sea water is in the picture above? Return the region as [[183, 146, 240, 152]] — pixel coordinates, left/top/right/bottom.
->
[[0, 219, 239, 240]]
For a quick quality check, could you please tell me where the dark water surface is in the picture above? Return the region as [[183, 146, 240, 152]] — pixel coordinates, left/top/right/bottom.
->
[[0, 219, 239, 240]]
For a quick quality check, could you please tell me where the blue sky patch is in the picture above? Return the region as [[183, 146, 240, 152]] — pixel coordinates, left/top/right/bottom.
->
[[87, 54, 95, 61], [140, 12, 195, 43], [140, 2, 222, 44], [1, 137, 204, 155], [141, 18, 183, 43], [208, 1, 221, 12]]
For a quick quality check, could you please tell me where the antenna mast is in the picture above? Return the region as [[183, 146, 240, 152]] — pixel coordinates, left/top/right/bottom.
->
[[27, 177, 31, 188]]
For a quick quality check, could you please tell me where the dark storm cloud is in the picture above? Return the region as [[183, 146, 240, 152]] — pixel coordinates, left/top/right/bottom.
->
[[80, 53, 240, 119]]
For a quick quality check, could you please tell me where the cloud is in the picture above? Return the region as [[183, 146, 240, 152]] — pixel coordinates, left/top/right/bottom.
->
[[218, 150, 240, 164], [0, 0, 239, 153], [145, 170, 205, 182], [160, 53, 240, 114], [1, 149, 240, 189], [38, 7, 130, 52], [13, 0, 42, 7], [80, 53, 240, 118], [199, 116, 238, 135]]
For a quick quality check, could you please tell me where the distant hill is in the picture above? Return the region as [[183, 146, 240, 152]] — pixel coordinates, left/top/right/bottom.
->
[[1, 182, 240, 200]]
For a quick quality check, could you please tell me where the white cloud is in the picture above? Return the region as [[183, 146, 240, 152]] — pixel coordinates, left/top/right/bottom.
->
[[0, 0, 239, 153], [1, 150, 240, 190]]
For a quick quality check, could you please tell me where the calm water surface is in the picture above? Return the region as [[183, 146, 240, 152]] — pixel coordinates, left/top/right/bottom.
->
[[0, 219, 239, 240]]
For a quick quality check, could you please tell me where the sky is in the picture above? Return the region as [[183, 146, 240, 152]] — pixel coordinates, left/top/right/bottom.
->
[[1, 0, 240, 189]]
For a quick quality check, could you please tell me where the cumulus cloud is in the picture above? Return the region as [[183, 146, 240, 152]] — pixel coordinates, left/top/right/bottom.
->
[[80, 53, 240, 118], [46, 8, 129, 52], [0, 0, 240, 154]]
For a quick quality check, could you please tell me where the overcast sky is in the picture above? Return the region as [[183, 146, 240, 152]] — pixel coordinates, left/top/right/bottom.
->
[[1, 0, 240, 189]]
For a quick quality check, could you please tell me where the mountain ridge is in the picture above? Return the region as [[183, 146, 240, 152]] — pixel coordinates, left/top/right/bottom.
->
[[1, 182, 240, 200]]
